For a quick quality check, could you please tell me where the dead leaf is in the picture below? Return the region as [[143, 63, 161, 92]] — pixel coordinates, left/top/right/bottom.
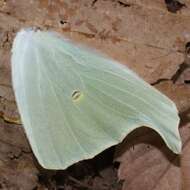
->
[[0, 31, 21, 124], [114, 123, 190, 190], [1, 0, 188, 83], [0, 0, 190, 189], [155, 81, 190, 113], [181, 124, 190, 189], [0, 118, 39, 190]]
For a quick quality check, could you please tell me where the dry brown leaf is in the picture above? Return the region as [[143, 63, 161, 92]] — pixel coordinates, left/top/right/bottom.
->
[[0, 0, 190, 189], [114, 122, 190, 190], [0, 30, 20, 124], [174, 67, 190, 84], [0, 0, 188, 83], [155, 81, 190, 113], [181, 123, 190, 189], [0, 118, 39, 190]]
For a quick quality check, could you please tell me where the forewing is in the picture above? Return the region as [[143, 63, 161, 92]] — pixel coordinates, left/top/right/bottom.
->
[[11, 30, 181, 169]]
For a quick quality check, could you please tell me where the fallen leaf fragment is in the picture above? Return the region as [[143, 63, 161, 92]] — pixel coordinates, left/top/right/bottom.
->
[[115, 128, 181, 190], [114, 122, 190, 190], [155, 81, 190, 113], [0, 119, 39, 190]]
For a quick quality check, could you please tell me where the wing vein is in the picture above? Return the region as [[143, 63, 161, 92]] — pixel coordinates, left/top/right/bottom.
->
[[81, 74, 174, 121], [38, 48, 88, 157], [35, 48, 63, 166], [63, 50, 149, 91]]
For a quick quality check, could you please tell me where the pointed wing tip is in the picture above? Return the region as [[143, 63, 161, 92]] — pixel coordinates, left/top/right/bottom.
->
[[172, 127, 182, 154], [170, 132, 182, 154], [162, 118, 182, 155], [172, 113, 182, 154], [160, 99, 182, 154]]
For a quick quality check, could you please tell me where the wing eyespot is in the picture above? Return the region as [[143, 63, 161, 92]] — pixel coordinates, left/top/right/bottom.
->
[[72, 90, 83, 102]]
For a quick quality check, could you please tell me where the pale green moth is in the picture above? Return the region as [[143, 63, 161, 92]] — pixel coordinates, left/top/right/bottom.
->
[[11, 29, 181, 170]]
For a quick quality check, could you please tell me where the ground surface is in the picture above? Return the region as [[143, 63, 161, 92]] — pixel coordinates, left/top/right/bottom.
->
[[0, 0, 190, 190]]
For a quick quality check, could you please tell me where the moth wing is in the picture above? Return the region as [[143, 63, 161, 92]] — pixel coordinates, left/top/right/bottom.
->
[[11, 30, 181, 170]]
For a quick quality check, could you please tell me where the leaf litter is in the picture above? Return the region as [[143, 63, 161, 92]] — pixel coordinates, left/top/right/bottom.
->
[[0, 0, 189, 189]]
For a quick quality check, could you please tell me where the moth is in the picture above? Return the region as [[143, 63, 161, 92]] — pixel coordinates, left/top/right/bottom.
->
[[11, 29, 181, 169]]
